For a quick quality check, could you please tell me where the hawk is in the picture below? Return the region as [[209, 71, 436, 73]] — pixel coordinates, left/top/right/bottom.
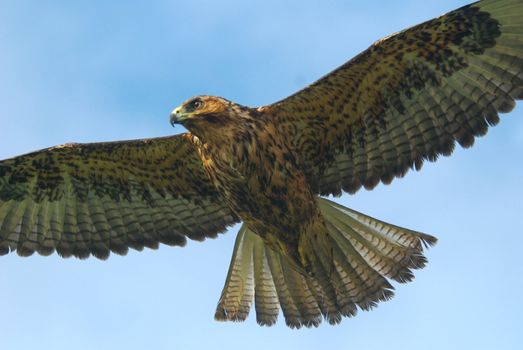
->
[[1, 0, 522, 328]]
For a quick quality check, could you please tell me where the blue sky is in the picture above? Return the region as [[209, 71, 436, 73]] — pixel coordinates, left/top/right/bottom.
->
[[1, 0, 522, 349]]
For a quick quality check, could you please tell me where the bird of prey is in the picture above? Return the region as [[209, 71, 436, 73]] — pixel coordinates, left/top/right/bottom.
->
[[1, 0, 522, 328]]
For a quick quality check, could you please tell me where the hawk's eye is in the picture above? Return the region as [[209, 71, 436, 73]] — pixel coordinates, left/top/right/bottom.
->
[[190, 99, 204, 110]]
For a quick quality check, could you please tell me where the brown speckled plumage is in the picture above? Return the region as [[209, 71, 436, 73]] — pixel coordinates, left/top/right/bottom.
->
[[264, 0, 523, 196], [0, 136, 238, 259], [2, 0, 522, 328]]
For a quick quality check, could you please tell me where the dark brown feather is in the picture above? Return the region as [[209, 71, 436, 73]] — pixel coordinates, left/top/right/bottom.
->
[[261, 0, 523, 196], [0, 135, 238, 258]]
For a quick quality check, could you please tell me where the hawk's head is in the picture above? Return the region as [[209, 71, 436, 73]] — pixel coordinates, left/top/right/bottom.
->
[[170, 96, 253, 137]]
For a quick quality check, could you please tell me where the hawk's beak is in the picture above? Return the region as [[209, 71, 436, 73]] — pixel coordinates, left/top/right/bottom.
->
[[170, 107, 189, 126]]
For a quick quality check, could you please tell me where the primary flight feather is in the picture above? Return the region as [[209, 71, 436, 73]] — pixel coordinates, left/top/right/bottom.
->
[[1, 0, 522, 328]]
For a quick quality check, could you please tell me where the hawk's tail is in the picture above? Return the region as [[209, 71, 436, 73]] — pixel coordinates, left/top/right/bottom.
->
[[214, 198, 436, 328]]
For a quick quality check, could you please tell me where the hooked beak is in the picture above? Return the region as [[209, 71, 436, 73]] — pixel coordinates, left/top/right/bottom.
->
[[170, 107, 189, 126]]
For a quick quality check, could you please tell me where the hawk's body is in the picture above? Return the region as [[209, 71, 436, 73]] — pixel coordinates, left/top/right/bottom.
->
[[1, 0, 523, 328], [191, 113, 319, 263]]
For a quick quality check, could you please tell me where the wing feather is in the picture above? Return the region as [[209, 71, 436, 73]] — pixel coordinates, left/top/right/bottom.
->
[[0, 134, 238, 259], [261, 0, 523, 196]]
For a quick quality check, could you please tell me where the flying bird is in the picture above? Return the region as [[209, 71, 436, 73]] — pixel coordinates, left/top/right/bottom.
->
[[1, 0, 522, 328]]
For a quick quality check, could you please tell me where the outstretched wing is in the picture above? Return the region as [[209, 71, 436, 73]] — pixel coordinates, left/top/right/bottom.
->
[[0, 134, 238, 259], [260, 0, 523, 195]]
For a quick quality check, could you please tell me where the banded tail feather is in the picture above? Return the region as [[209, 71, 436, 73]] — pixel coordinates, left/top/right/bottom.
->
[[215, 198, 436, 328]]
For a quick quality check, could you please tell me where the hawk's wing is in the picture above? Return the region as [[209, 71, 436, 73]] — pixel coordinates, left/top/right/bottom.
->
[[260, 0, 523, 196], [0, 134, 238, 259]]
